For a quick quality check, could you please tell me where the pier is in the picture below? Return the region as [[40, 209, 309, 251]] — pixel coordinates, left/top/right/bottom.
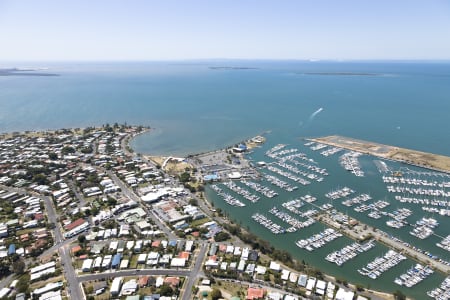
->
[[316, 212, 450, 275]]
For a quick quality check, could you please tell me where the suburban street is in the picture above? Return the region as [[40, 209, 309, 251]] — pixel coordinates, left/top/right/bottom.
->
[[106, 170, 177, 240], [77, 269, 191, 282], [41, 192, 84, 300], [182, 242, 208, 300]]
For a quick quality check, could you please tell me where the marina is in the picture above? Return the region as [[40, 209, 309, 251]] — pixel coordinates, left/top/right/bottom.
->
[[325, 240, 376, 266], [251, 213, 286, 234], [240, 180, 278, 198], [342, 193, 372, 207], [325, 187, 355, 200], [358, 250, 407, 279], [266, 165, 311, 185], [354, 199, 389, 213], [320, 146, 343, 157], [210, 184, 246, 207], [409, 217, 439, 240], [427, 276, 450, 299], [269, 206, 315, 231], [385, 208, 412, 229], [339, 151, 365, 177], [206, 136, 450, 299], [281, 160, 328, 180], [394, 264, 434, 287], [222, 180, 260, 203], [296, 228, 343, 251], [281, 198, 305, 214], [436, 235, 450, 252], [263, 174, 297, 192]]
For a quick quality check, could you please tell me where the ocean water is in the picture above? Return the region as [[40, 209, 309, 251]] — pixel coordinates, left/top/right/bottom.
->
[[1, 61, 450, 157], [1, 61, 450, 299]]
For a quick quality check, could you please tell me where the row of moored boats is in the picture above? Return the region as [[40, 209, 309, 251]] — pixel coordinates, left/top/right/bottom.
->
[[358, 250, 407, 279], [210, 184, 245, 207], [325, 240, 375, 266], [251, 213, 285, 234], [296, 228, 342, 252], [394, 263, 434, 287]]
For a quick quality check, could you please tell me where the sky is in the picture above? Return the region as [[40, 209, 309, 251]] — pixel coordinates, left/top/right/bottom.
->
[[1, 0, 450, 61]]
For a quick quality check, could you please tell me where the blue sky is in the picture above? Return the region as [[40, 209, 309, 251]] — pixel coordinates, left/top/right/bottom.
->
[[1, 0, 449, 61]]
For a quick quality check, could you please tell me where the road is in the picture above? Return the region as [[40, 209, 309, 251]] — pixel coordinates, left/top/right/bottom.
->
[[40, 193, 84, 300], [182, 242, 208, 300], [77, 269, 191, 282], [68, 180, 86, 208], [42, 195, 64, 243], [59, 245, 84, 300], [74, 241, 209, 300], [106, 170, 176, 240], [40, 237, 77, 258]]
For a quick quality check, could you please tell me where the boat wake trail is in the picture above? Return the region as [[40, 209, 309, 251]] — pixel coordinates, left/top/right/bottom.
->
[[299, 107, 324, 127], [309, 107, 323, 121]]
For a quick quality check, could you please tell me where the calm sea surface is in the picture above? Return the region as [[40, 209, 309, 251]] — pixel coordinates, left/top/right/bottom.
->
[[1, 61, 449, 299]]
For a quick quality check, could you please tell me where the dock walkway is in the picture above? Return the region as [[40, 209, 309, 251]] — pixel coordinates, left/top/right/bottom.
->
[[317, 213, 450, 275]]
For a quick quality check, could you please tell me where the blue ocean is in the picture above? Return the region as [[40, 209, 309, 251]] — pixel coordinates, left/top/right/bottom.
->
[[1, 61, 449, 157], [1, 61, 450, 299]]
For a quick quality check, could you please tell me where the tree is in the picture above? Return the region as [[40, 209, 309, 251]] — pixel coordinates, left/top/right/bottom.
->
[[80, 146, 93, 154], [48, 152, 58, 160], [16, 274, 30, 293], [159, 284, 173, 296], [12, 258, 26, 275], [86, 285, 94, 294], [393, 290, 406, 300], [214, 231, 230, 242], [61, 146, 76, 155], [211, 288, 222, 300], [0, 260, 11, 276], [107, 197, 117, 206], [78, 234, 87, 244], [188, 198, 198, 206], [32, 173, 49, 185], [179, 172, 190, 183]]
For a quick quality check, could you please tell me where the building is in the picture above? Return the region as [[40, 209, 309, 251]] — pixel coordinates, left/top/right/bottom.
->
[[8, 244, 15, 255], [82, 259, 93, 272], [121, 279, 138, 296], [110, 277, 123, 297], [32, 281, 63, 297], [170, 258, 186, 268], [246, 287, 265, 300], [139, 275, 150, 288], [111, 253, 122, 269]]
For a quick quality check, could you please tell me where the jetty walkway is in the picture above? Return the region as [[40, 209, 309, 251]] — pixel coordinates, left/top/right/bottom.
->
[[317, 213, 450, 275]]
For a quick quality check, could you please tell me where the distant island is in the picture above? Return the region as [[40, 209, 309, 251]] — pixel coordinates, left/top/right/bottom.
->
[[209, 66, 259, 70], [303, 72, 380, 76], [0, 68, 59, 76]]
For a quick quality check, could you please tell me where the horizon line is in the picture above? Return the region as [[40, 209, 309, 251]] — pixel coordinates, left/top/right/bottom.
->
[[1, 58, 450, 64]]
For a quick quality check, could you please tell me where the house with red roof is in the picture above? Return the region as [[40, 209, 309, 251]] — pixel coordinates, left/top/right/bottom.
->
[[247, 287, 265, 300], [164, 277, 180, 287], [178, 251, 190, 260], [64, 218, 87, 231]]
